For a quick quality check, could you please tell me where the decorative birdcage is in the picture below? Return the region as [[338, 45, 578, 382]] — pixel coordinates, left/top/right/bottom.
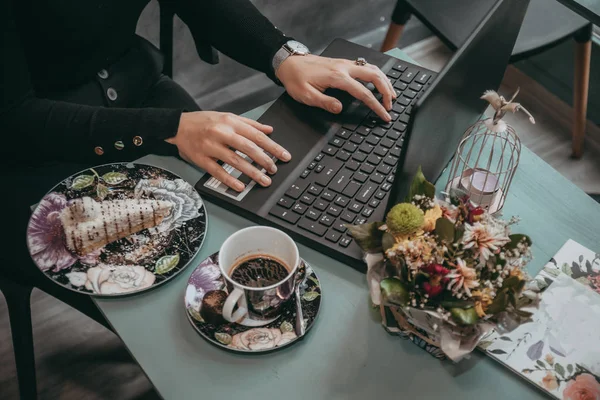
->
[[446, 88, 535, 214]]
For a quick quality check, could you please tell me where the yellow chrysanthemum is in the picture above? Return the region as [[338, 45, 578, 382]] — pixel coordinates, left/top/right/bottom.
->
[[386, 203, 424, 236], [422, 204, 442, 232]]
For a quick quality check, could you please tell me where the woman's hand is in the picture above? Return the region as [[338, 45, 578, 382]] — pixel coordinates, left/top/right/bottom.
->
[[276, 54, 396, 121], [167, 111, 291, 192]]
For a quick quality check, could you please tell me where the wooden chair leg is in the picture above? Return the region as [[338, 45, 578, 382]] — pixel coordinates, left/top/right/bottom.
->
[[381, 23, 406, 52], [0, 279, 38, 400], [571, 24, 592, 159]]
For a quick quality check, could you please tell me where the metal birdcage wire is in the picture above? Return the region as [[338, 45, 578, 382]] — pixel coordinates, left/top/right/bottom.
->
[[445, 118, 521, 214]]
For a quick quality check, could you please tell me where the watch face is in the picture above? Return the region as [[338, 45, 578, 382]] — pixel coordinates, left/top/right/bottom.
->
[[287, 40, 309, 55]]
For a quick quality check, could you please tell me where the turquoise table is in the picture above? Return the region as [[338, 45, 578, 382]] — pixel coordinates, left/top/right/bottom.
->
[[94, 49, 600, 399]]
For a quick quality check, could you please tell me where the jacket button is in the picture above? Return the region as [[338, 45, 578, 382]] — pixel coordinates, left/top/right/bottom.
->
[[114, 141, 124, 150], [133, 136, 143, 146], [94, 146, 104, 155], [107, 87, 118, 101], [97, 69, 109, 79]]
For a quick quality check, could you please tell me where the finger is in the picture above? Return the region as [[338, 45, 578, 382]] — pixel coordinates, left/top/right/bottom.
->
[[335, 75, 391, 121], [202, 158, 246, 192], [216, 148, 272, 188], [350, 65, 394, 111], [232, 120, 291, 164], [303, 86, 343, 114], [236, 116, 274, 134]]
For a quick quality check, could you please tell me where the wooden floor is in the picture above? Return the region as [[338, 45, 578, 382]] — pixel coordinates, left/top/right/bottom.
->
[[2, 37, 599, 400]]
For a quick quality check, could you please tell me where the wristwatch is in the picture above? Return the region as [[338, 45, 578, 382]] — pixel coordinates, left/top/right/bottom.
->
[[272, 40, 310, 76]]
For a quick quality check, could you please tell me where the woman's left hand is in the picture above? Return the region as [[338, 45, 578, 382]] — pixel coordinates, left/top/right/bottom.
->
[[276, 54, 396, 122]]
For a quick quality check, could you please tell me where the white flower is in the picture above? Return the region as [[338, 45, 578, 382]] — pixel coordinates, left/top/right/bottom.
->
[[463, 222, 510, 262], [229, 328, 297, 351], [76, 264, 155, 294], [134, 178, 203, 233], [447, 258, 479, 297], [66, 271, 88, 287]]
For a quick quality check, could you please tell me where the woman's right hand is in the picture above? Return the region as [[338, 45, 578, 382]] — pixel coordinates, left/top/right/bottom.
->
[[167, 111, 291, 192]]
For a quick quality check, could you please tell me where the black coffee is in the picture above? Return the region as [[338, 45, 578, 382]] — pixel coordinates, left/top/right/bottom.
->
[[230, 255, 290, 288]]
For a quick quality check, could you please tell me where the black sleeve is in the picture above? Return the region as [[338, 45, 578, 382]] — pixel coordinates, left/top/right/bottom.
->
[[1, 1, 182, 166], [172, 0, 290, 82]]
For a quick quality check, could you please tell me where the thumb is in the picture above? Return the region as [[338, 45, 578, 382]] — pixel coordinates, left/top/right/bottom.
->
[[306, 87, 343, 114]]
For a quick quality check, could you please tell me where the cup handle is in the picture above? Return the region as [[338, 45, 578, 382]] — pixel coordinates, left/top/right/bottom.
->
[[222, 288, 247, 323]]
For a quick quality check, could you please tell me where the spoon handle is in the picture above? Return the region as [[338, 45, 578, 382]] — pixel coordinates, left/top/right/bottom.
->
[[295, 287, 305, 336]]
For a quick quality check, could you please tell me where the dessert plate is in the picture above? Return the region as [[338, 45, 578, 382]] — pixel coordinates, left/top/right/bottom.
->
[[185, 252, 322, 353], [26, 162, 207, 297]]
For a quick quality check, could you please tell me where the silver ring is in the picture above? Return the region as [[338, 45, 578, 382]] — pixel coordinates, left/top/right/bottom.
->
[[355, 57, 367, 66]]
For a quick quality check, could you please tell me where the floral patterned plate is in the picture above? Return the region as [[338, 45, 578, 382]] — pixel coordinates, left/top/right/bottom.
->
[[26, 163, 207, 297], [185, 252, 322, 353]]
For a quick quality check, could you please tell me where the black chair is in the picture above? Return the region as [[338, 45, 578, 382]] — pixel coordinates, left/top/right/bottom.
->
[[381, 0, 593, 158]]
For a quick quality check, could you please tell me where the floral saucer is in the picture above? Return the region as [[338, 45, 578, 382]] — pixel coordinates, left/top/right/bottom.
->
[[185, 252, 322, 353], [26, 163, 206, 297]]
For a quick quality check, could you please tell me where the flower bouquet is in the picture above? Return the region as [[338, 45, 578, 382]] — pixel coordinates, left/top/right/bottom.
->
[[347, 167, 535, 361]]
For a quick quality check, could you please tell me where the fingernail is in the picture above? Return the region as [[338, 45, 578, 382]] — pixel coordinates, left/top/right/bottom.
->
[[330, 103, 342, 113], [261, 175, 271, 186], [270, 164, 278, 174], [385, 112, 392, 122], [235, 181, 245, 191], [282, 151, 291, 161]]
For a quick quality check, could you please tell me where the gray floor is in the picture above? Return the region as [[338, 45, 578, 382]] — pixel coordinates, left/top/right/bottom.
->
[[3, 37, 600, 400]]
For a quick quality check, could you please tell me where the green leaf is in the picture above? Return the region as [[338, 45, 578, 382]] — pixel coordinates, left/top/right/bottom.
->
[[478, 340, 493, 350], [537, 360, 546, 368], [155, 254, 180, 274], [71, 174, 95, 190], [486, 290, 509, 314], [450, 307, 479, 325], [407, 166, 435, 200], [308, 276, 319, 286], [380, 278, 410, 307], [302, 291, 320, 302], [280, 321, 294, 333], [506, 234, 532, 250], [567, 364, 574, 374], [101, 171, 127, 185], [215, 332, 232, 345], [382, 232, 395, 252], [96, 183, 109, 200], [489, 348, 507, 355], [562, 263, 573, 276], [435, 218, 455, 243], [499, 336, 513, 341], [555, 363, 566, 378], [439, 299, 475, 309], [503, 276, 521, 290], [187, 308, 204, 323], [345, 222, 385, 253]]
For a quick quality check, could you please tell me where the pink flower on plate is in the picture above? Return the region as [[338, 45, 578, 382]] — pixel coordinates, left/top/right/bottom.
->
[[563, 373, 600, 400], [447, 258, 479, 297], [588, 275, 600, 294], [463, 222, 510, 261]]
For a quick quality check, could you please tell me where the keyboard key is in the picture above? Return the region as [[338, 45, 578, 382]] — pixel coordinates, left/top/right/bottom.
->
[[372, 127, 387, 137], [393, 121, 407, 132], [352, 152, 367, 162], [315, 153, 324, 162], [342, 122, 357, 131], [389, 111, 400, 121], [360, 164, 375, 174], [308, 184, 323, 196], [353, 172, 369, 183], [340, 211, 356, 223], [387, 175, 395, 183], [314, 199, 328, 211], [325, 230, 341, 243], [416, 71, 431, 84], [270, 206, 301, 224], [357, 183, 377, 203], [392, 104, 405, 114], [400, 68, 418, 83], [383, 155, 398, 166], [357, 126, 372, 136], [374, 191, 386, 201], [355, 217, 367, 225], [329, 169, 352, 193], [398, 96, 411, 106], [306, 209, 321, 221], [374, 146, 388, 157], [301, 169, 310, 179], [366, 154, 382, 166], [339, 236, 352, 247], [342, 181, 361, 197], [349, 201, 363, 213], [366, 135, 380, 146], [380, 138, 395, 148], [343, 142, 358, 153], [346, 160, 360, 171], [404, 90, 417, 99], [322, 190, 335, 201], [299, 218, 327, 236], [336, 128, 352, 138], [387, 130, 401, 140], [336, 150, 351, 161], [332, 221, 347, 233], [363, 117, 378, 128], [285, 180, 309, 199], [359, 143, 374, 154], [378, 164, 392, 175], [374, 93, 383, 102], [369, 198, 380, 208], [300, 193, 315, 205], [409, 82, 423, 92], [329, 137, 344, 147], [394, 81, 408, 90], [390, 145, 402, 157], [319, 214, 334, 227], [393, 88, 402, 98], [315, 159, 342, 186], [327, 205, 342, 217], [350, 134, 364, 144], [378, 120, 393, 129], [323, 145, 338, 156], [293, 203, 307, 215], [386, 69, 401, 79], [362, 207, 374, 218], [334, 195, 349, 207], [399, 113, 410, 124], [405, 106, 412, 115], [315, 164, 325, 173], [381, 182, 393, 191], [392, 62, 407, 72], [371, 173, 385, 184], [308, 161, 317, 170]]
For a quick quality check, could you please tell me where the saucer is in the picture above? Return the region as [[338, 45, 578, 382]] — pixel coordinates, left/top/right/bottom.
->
[[184, 252, 322, 353]]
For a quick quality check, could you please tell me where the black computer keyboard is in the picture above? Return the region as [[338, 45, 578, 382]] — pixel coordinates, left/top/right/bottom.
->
[[268, 61, 434, 249]]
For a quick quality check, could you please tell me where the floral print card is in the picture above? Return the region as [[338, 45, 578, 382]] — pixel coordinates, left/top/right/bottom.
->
[[481, 240, 600, 399]]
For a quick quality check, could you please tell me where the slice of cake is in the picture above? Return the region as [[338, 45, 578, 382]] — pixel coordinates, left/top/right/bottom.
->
[[60, 197, 172, 255]]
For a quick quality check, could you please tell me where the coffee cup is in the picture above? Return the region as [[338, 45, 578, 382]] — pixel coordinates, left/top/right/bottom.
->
[[218, 226, 299, 326]]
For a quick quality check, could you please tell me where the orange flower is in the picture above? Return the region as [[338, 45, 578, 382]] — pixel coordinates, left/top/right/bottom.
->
[[563, 373, 600, 400], [422, 205, 442, 232], [541, 371, 559, 391]]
